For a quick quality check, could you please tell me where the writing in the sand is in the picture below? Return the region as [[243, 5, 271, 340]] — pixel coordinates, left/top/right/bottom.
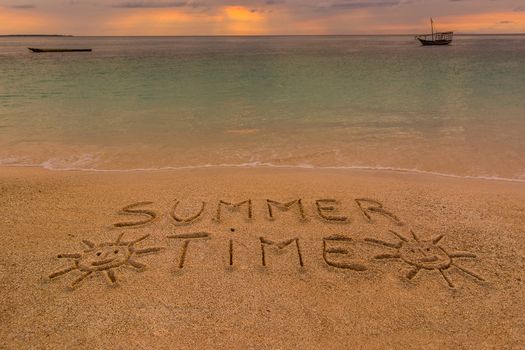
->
[[48, 197, 485, 290], [110, 198, 402, 272], [113, 198, 403, 227], [165, 230, 368, 271], [50, 227, 485, 290]]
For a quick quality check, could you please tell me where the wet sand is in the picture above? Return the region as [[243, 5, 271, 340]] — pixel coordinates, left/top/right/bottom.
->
[[0, 166, 524, 349]]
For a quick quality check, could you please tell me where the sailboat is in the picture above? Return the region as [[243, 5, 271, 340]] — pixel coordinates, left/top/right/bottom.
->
[[415, 18, 453, 46]]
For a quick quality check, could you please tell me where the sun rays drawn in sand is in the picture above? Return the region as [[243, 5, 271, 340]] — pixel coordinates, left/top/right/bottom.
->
[[365, 230, 484, 288], [49, 233, 163, 289]]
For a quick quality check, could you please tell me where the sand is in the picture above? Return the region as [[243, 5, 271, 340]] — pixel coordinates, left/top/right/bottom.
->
[[0, 166, 524, 349]]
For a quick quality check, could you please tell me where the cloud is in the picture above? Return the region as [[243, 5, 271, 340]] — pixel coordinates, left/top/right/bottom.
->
[[0, 8, 58, 34], [9, 4, 36, 8], [514, 7, 525, 12], [112, 1, 204, 8], [330, 1, 400, 10], [435, 11, 525, 33]]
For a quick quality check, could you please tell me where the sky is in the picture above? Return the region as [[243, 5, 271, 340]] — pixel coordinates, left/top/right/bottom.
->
[[1, 0, 524, 35]]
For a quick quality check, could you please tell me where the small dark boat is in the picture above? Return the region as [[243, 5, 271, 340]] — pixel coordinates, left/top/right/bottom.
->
[[415, 18, 453, 46], [28, 48, 92, 53]]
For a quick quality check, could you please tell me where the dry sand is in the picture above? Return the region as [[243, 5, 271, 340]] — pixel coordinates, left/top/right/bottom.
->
[[0, 166, 524, 349]]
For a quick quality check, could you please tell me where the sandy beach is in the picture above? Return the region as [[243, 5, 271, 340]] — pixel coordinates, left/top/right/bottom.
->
[[1, 166, 524, 349]]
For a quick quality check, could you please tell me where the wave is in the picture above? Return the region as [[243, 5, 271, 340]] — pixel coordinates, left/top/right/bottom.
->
[[1, 158, 524, 183]]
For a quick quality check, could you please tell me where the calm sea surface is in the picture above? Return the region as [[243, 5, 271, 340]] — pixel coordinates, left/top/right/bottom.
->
[[1, 36, 524, 180]]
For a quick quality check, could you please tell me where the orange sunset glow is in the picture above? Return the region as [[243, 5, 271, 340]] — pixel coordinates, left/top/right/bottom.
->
[[0, 1, 524, 35]]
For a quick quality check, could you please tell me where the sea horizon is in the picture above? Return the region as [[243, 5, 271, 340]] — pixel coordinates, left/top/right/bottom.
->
[[3, 33, 525, 37]]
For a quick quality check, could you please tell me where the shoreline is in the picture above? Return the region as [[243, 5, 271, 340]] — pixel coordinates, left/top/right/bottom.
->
[[2, 163, 525, 184]]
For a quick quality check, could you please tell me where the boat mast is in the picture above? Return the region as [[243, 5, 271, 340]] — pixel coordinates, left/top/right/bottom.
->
[[431, 17, 434, 40]]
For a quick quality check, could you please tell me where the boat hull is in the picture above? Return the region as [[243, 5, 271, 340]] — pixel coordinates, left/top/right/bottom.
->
[[417, 38, 452, 46], [28, 48, 92, 53]]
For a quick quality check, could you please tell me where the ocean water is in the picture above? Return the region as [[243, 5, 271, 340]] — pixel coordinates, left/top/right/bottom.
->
[[1, 35, 524, 180]]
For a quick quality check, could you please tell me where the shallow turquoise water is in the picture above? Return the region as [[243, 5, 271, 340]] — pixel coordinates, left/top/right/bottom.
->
[[1, 35, 524, 179]]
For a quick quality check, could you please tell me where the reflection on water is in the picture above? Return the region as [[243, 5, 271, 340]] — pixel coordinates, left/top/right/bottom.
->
[[0, 35, 524, 180]]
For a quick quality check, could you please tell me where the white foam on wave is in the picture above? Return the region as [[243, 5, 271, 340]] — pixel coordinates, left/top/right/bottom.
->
[[1, 157, 524, 183]]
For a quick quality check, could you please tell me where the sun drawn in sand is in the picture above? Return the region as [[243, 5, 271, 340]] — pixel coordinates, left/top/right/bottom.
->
[[49, 233, 163, 289], [365, 230, 484, 288]]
